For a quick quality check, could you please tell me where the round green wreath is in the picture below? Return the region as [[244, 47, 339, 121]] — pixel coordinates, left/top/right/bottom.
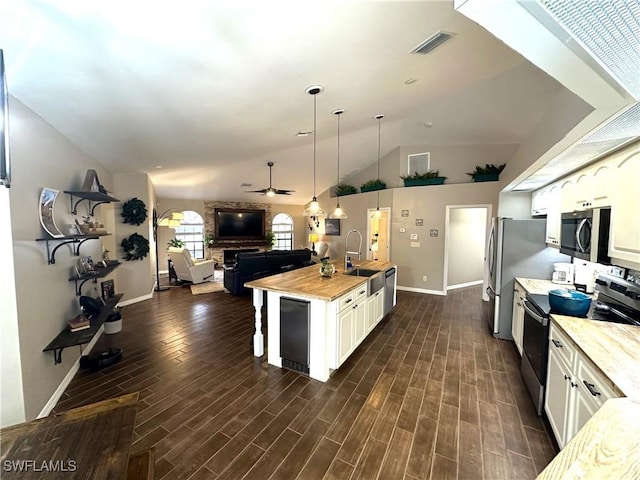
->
[[121, 233, 150, 261], [121, 197, 148, 226]]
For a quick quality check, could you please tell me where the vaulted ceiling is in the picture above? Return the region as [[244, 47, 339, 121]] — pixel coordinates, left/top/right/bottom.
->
[[1, 1, 575, 203]]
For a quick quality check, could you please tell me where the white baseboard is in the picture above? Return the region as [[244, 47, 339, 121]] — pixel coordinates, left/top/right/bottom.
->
[[446, 280, 483, 291], [397, 285, 446, 296], [38, 325, 105, 418], [118, 292, 153, 307]]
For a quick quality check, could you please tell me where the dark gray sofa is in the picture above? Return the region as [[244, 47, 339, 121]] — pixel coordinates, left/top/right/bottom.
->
[[223, 249, 313, 295]]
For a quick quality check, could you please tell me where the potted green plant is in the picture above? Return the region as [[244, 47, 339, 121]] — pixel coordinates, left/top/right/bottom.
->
[[360, 179, 386, 193], [204, 234, 215, 248], [167, 238, 185, 249], [335, 183, 357, 196], [400, 170, 447, 186], [264, 232, 276, 250], [466, 163, 506, 182]]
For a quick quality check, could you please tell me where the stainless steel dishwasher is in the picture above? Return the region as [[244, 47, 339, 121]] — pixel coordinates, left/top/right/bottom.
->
[[384, 267, 396, 315], [280, 297, 310, 374]]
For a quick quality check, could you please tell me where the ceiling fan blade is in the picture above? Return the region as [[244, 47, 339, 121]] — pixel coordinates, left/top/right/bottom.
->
[[244, 189, 268, 194], [274, 189, 295, 195]]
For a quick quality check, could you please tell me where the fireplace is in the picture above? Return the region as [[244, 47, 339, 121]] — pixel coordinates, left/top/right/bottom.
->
[[223, 248, 259, 265]]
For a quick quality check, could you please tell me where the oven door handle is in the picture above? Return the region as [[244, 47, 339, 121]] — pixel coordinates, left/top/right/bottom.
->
[[523, 300, 548, 327]]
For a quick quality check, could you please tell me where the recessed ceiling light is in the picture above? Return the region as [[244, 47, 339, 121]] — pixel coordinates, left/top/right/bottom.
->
[[405, 78, 418, 85], [155, 165, 163, 169], [424, 121, 433, 128], [296, 131, 312, 137]]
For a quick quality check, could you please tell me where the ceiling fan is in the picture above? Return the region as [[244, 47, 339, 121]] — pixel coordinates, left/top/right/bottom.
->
[[245, 161, 295, 196]]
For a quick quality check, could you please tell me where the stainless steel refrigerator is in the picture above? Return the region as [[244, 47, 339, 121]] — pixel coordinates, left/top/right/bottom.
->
[[484, 218, 570, 340]]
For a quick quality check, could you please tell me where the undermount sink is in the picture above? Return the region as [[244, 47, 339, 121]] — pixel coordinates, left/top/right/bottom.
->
[[344, 268, 380, 277]]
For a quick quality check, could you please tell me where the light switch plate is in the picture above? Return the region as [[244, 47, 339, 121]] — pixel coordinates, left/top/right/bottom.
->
[[410, 241, 420, 248]]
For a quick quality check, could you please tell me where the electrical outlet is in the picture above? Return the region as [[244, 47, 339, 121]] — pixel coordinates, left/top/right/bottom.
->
[[422, 275, 427, 282]]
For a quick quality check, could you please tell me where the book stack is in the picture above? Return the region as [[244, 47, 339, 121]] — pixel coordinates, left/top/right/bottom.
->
[[68, 314, 90, 332]]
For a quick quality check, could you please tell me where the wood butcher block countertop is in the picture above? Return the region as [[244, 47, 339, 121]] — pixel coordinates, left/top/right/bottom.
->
[[0, 393, 139, 480], [537, 397, 640, 479], [245, 259, 395, 301]]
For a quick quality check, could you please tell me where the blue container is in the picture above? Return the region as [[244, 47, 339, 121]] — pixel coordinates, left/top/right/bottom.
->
[[548, 289, 591, 316]]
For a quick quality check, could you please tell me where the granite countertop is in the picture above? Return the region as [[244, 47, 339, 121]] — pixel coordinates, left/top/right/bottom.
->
[[515, 277, 576, 295], [551, 315, 639, 398], [537, 397, 640, 479], [245, 259, 395, 302]]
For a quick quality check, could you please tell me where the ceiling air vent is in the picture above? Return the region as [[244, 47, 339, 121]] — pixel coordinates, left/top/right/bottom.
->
[[410, 30, 453, 55]]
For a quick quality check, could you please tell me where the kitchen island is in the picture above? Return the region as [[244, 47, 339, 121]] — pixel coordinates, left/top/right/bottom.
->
[[245, 259, 396, 381]]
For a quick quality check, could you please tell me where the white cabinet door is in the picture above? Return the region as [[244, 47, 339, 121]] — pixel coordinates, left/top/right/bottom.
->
[[337, 307, 354, 367], [353, 300, 366, 346], [531, 188, 549, 216], [591, 163, 612, 208], [546, 184, 561, 246], [560, 179, 576, 213], [545, 339, 574, 448], [609, 152, 640, 267], [511, 284, 524, 356], [573, 173, 593, 210], [375, 290, 384, 323]]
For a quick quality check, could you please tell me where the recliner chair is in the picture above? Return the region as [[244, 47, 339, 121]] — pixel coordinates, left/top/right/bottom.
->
[[167, 247, 216, 284]]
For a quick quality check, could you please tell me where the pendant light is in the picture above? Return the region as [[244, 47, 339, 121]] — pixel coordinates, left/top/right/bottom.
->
[[371, 114, 384, 218], [330, 108, 347, 219], [303, 85, 326, 217]]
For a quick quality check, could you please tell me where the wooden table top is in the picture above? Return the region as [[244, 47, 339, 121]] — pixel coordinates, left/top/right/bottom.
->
[[537, 397, 640, 479], [0, 393, 139, 480], [245, 259, 395, 301]]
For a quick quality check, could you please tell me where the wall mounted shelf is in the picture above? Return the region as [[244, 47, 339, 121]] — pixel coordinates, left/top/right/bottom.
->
[[43, 293, 123, 364], [69, 261, 121, 296], [63, 190, 120, 215], [36, 233, 112, 265]]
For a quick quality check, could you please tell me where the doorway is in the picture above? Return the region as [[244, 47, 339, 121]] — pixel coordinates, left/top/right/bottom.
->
[[444, 205, 490, 291], [367, 207, 390, 262]]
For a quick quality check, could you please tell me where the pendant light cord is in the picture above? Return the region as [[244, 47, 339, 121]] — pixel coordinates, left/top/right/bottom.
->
[[313, 93, 317, 197]]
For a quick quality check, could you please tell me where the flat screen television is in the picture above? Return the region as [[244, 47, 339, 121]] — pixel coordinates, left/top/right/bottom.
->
[[215, 208, 265, 241]]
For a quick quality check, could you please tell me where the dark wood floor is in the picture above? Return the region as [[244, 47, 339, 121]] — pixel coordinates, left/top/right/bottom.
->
[[55, 279, 557, 479]]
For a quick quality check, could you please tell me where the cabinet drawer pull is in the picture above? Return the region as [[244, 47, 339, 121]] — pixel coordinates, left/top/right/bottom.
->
[[344, 298, 352, 304], [564, 374, 571, 381], [583, 380, 601, 397], [571, 382, 578, 388], [359, 290, 366, 295], [552, 339, 563, 348]]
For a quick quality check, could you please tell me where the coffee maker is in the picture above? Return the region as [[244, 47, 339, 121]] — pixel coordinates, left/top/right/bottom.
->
[[574, 261, 598, 293], [552, 262, 574, 285]]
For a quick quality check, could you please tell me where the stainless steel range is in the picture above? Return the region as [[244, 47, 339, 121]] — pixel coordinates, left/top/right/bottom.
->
[[521, 271, 640, 415]]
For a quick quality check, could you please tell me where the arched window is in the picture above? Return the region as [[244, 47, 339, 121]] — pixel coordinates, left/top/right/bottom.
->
[[272, 213, 294, 251], [175, 210, 205, 259]]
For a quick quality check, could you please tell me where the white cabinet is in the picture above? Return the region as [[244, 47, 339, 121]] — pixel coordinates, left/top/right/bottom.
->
[[545, 323, 621, 448], [337, 306, 354, 367], [545, 185, 561, 246], [367, 289, 384, 333], [335, 284, 369, 367], [353, 286, 368, 345], [511, 282, 525, 356], [560, 179, 576, 213], [590, 163, 612, 208], [531, 188, 549, 216], [573, 173, 593, 210], [609, 151, 640, 268]]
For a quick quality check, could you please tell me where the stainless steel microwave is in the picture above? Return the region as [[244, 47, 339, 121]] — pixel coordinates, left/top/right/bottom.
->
[[560, 208, 611, 264]]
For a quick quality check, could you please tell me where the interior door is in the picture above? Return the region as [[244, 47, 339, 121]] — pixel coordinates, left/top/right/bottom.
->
[[367, 208, 390, 262]]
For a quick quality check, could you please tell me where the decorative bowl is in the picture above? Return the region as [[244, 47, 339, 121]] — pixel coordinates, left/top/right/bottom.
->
[[548, 289, 591, 317]]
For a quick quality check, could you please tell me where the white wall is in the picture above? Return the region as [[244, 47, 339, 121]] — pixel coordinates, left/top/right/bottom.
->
[[7, 98, 116, 420], [447, 207, 487, 287], [0, 184, 25, 427]]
